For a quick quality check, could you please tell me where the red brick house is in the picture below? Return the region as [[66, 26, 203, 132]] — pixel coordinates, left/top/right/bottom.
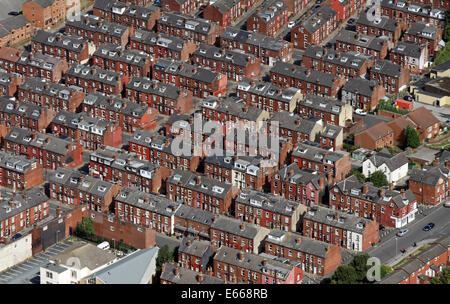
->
[[0, 72, 24, 96], [330, 175, 418, 228], [126, 77, 193, 115], [271, 163, 327, 207], [369, 60, 410, 94], [0, 188, 49, 242], [270, 62, 346, 97], [192, 43, 261, 81], [160, 263, 224, 284], [152, 58, 227, 98], [173, 204, 215, 240], [93, 0, 161, 31], [409, 160, 449, 206], [297, 94, 353, 127], [166, 170, 237, 216], [329, 0, 366, 22], [14, 51, 68, 83], [303, 205, 380, 251], [178, 236, 214, 273], [0, 152, 44, 191], [264, 229, 342, 276], [49, 167, 122, 213], [203, 0, 260, 28], [114, 187, 181, 235], [93, 43, 153, 80], [130, 29, 197, 62], [291, 4, 338, 50], [89, 146, 162, 194], [291, 143, 352, 182], [65, 14, 131, 49], [247, 0, 289, 37], [236, 80, 302, 113], [65, 64, 124, 95], [3, 127, 83, 170], [220, 27, 293, 66], [210, 215, 270, 253], [356, 11, 403, 44], [335, 30, 389, 60], [302, 46, 374, 79], [354, 121, 394, 150], [341, 78, 386, 111], [22, 0, 66, 29], [157, 12, 223, 45], [50, 112, 122, 151], [161, 0, 200, 15], [31, 30, 90, 64], [81, 93, 157, 133], [18, 77, 86, 112], [406, 107, 440, 141], [0, 46, 24, 73], [234, 189, 306, 232], [0, 97, 55, 133], [213, 246, 303, 284]]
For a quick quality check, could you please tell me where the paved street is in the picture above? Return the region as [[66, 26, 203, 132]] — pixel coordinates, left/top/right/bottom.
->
[[0, 239, 74, 284], [366, 204, 450, 265]]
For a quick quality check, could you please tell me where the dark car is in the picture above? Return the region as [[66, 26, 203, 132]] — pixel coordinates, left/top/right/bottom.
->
[[8, 11, 20, 16], [423, 223, 435, 231], [403, 95, 413, 101], [11, 233, 22, 241], [348, 18, 356, 24]]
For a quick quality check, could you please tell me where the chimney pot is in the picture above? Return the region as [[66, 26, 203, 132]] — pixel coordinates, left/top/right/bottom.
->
[[362, 184, 369, 194]]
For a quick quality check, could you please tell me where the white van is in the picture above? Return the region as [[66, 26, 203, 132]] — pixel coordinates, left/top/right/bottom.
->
[[97, 241, 110, 251]]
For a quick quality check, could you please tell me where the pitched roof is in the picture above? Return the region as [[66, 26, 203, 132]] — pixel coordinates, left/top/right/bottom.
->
[[160, 263, 224, 284], [271, 62, 338, 88], [406, 106, 439, 129], [357, 121, 392, 141]]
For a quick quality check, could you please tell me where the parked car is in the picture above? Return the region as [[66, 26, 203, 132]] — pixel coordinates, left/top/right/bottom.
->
[[444, 201, 450, 208], [348, 18, 355, 24], [288, 21, 296, 28], [354, 109, 367, 115], [396, 229, 408, 237], [423, 223, 435, 231], [11, 233, 22, 241]]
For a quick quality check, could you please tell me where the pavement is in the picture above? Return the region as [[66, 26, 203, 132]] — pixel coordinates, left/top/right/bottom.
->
[[412, 101, 450, 123], [156, 232, 181, 252], [232, 0, 265, 29], [366, 204, 450, 265], [0, 239, 74, 284]]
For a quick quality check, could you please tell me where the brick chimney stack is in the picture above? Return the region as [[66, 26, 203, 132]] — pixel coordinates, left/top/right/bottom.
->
[[238, 252, 244, 261], [389, 183, 394, 191], [196, 273, 204, 283], [362, 184, 369, 194], [240, 222, 246, 231], [319, 176, 325, 190], [56, 206, 62, 217], [327, 172, 333, 186]]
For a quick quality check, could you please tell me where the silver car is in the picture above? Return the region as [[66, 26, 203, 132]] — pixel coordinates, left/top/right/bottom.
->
[[396, 229, 408, 237]]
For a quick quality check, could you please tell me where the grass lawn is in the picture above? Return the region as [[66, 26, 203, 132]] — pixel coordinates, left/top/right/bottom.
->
[[428, 138, 450, 150], [392, 244, 432, 269]]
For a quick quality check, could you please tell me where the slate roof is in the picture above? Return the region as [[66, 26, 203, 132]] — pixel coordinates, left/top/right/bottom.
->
[[5, 127, 74, 156], [266, 229, 334, 258], [371, 59, 403, 78], [114, 187, 181, 217], [179, 237, 211, 257], [33, 30, 87, 52], [322, 124, 343, 140], [174, 204, 215, 228], [304, 205, 374, 233], [82, 92, 149, 119], [201, 96, 266, 122], [131, 29, 188, 51], [160, 263, 224, 284], [0, 96, 48, 120], [204, 154, 267, 175], [221, 27, 290, 52], [214, 246, 294, 280], [194, 43, 257, 67], [275, 163, 323, 189], [17, 51, 62, 71], [66, 14, 128, 38], [409, 163, 449, 186], [405, 22, 439, 40], [334, 175, 416, 208], [211, 215, 260, 239], [0, 151, 37, 174], [153, 58, 221, 84], [158, 11, 218, 34], [335, 30, 386, 52], [48, 167, 116, 198], [167, 169, 232, 200], [303, 46, 373, 70], [88, 247, 159, 284], [52, 111, 117, 134], [268, 112, 321, 136], [300, 94, 346, 114], [365, 151, 409, 172], [299, 4, 337, 34], [19, 77, 76, 100], [356, 10, 398, 32], [127, 77, 184, 100], [94, 43, 151, 67], [0, 187, 48, 222], [0, 15, 30, 38], [391, 41, 423, 58], [66, 64, 122, 85], [342, 78, 381, 97], [292, 143, 349, 165], [271, 62, 338, 88], [255, 0, 286, 24], [237, 79, 301, 103], [235, 189, 301, 217]]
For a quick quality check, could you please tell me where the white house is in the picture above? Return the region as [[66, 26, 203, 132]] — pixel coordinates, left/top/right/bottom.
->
[[362, 151, 409, 185], [40, 241, 117, 284]]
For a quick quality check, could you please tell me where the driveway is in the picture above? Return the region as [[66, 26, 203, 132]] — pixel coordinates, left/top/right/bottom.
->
[[0, 239, 74, 284]]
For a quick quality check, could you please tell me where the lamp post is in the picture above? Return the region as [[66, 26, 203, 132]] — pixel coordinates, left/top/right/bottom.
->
[[56, 230, 60, 244]]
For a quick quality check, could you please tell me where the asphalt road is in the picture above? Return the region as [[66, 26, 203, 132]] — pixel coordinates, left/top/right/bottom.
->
[[366, 204, 450, 265]]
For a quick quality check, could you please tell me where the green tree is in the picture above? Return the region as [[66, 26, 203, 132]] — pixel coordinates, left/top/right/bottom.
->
[[405, 125, 421, 148], [349, 253, 371, 282], [331, 265, 359, 284], [156, 245, 174, 272], [347, 168, 366, 182], [380, 265, 393, 279], [369, 170, 389, 187], [430, 267, 450, 284], [75, 218, 95, 239]]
